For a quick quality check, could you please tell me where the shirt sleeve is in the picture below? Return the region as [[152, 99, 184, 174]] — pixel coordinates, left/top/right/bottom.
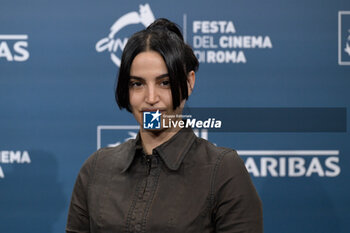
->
[[212, 150, 263, 233], [66, 152, 97, 233]]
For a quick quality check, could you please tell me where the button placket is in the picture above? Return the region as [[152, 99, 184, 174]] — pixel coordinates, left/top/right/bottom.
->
[[127, 155, 161, 233]]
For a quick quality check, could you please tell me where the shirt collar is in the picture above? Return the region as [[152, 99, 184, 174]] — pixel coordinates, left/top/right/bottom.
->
[[120, 128, 197, 173]]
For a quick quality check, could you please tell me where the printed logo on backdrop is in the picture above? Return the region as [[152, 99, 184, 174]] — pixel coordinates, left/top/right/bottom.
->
[[0, 150, 31, 179], [338, 11, 350, 65], [240, 150, 340, 177], [96, 4, 155, 67], [96, 126, 340, 178], [0, 34, 30, 62], [96, 125, 208, 149], [189, 18, 273, 64]]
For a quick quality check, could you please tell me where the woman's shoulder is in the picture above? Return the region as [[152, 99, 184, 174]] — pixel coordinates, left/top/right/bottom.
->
[[187, 136, 243, 173], [96, 139, 136, 158], [81, 138, 137, 173], [193, 136, 239, 161]]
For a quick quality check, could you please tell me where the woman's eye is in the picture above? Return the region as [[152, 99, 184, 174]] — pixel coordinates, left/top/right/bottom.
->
[[160, 80, 170, 87], [129, 81, 143, 88]]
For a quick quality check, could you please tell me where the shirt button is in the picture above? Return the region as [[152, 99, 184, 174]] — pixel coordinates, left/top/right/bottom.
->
[[135, 223, 141, 231]]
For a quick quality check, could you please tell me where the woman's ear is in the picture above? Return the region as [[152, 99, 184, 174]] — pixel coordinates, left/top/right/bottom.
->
[[187, 71, 196, 96]]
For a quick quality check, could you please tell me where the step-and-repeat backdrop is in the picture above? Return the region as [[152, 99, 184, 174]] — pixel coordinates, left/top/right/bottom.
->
[[1, 0, 350, 232]]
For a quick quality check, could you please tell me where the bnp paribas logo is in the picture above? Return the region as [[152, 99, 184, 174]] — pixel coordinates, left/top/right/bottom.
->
[[143, 110, 162, 129], [338, 11, 350, 65], [0, 34, 29, 62], [96, 4, 155, 67]]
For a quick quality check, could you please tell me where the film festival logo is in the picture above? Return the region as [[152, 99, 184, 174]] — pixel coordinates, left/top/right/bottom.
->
[[191, 20, 273, 64], [0, 34, 29, 62], [338, 11, 350, 65], [96, 4, 155, 67]]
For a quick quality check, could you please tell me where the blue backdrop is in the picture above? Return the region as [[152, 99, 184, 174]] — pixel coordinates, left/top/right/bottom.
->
[[1, 0, 350, 232]]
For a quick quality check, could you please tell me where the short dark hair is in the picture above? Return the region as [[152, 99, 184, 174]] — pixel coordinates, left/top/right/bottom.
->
[[116, 18, 199, 112]]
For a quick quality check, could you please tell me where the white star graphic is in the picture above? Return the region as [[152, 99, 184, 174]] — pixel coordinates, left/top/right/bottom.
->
[[345, 42, 350, 56], [150, 110, 161, 122]]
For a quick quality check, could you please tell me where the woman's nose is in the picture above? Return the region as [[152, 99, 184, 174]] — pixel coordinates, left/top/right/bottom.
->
[[145, 85, 159, 105]]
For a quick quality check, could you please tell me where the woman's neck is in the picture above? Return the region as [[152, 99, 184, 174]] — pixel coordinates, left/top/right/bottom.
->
[[140, 126, 181, 155]]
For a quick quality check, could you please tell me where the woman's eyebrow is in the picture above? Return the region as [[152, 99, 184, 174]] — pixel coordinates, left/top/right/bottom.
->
[[129, 76, 143, 81], [129, 73, 169, 80], [155, 73, 169, 80]]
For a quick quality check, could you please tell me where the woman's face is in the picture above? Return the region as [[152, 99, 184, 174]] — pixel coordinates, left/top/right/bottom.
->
[[129, 51, 185, 127]]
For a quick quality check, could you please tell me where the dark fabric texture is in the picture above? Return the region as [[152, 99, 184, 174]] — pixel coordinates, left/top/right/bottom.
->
[[66, 128, 263, 233]]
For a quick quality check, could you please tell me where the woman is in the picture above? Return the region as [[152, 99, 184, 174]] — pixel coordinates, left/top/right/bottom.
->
[[67, 18, 263, 233]]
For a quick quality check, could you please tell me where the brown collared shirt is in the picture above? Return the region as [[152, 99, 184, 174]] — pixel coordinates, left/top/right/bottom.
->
[[66, 128, 263, 233]]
